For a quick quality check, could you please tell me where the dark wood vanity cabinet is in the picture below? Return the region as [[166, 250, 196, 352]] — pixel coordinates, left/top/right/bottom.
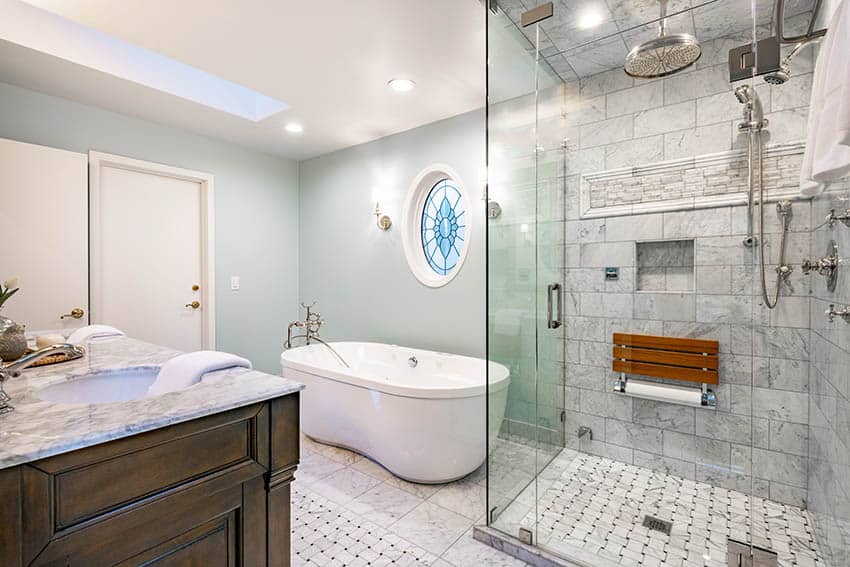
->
[[0, 393, 300, 566]]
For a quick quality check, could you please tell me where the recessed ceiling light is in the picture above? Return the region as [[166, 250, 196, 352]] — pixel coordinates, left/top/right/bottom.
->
[[285, 122, 303, 133], [577, 7, 605, 29], [388, 78, 416, 93]]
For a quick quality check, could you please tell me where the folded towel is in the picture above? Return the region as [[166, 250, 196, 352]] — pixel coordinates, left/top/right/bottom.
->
[[801, 0, 850, 195], [147, 350, 252, 396], [67, 324, 125, 344]]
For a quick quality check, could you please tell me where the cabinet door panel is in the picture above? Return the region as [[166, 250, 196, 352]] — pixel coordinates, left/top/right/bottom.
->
[[117, 512, 236, 567]]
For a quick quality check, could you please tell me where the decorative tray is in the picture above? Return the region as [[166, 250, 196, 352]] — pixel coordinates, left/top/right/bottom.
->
[[3, 345, 86, 369]]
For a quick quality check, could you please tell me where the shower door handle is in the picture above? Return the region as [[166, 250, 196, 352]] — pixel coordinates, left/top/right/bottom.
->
[[547, 283, 562, 329]]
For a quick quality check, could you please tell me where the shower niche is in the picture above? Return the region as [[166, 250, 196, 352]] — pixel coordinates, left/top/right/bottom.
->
[[636, 239, 695, 292]]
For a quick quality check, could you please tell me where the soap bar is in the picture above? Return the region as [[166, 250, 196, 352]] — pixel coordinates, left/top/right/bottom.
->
[[36, 334, 66, 349]]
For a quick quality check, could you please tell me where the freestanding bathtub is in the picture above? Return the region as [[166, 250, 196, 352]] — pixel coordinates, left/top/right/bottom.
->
[[280, 342, 510, 483]]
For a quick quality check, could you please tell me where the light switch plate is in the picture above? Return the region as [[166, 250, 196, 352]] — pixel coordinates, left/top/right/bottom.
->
[[230, 276, 240, 291]]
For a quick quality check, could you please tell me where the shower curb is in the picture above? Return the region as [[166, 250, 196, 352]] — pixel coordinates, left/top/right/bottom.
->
[[473, 525, 620, 567]]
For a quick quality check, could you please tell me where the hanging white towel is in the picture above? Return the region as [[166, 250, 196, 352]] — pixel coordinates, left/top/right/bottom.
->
[[801, 0, 850, 195], [147, 350, 252, 396], [66, 324, 125, 344]]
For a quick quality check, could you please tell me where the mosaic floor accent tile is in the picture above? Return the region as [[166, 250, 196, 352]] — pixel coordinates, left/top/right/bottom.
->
[[495, 449, 826, 567], [291, 434, 530, 566]]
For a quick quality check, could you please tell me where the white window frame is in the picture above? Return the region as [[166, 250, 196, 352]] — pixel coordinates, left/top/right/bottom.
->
[[401, 164, 471, 288]]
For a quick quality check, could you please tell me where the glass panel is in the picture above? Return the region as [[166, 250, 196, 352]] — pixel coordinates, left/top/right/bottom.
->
[[486, 1, 564, 543]]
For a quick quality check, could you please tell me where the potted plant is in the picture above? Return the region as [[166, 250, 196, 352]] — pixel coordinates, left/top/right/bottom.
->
[[0, 277, 27, 361]]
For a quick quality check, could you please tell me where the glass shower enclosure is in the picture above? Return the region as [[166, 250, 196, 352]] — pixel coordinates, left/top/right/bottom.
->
[[485, 0, 841, 565]]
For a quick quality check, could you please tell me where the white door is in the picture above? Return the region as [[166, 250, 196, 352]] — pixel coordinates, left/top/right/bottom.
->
[[0, 138, 88, 332], [90, 153, 215, 352]]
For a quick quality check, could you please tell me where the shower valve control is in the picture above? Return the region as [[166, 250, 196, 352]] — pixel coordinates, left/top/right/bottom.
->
[[826, 304, 850, 323], [827, 208, 850, 228], [802, 241, 840, 292]]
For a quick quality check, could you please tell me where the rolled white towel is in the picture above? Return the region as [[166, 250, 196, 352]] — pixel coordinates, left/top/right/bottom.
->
[[147, 350, 252, 396], [67, 325, 125, 344]]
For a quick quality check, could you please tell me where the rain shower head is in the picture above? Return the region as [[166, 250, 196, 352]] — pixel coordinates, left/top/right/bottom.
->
[[624, 0, 701, 78]]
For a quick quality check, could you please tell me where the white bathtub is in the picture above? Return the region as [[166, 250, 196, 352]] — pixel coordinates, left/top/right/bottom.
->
[[280, 342, 510, 484]]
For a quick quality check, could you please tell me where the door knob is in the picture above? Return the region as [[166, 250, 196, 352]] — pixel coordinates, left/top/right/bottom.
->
[[60, 308, 85, 319], [185, 301, 201, 309]]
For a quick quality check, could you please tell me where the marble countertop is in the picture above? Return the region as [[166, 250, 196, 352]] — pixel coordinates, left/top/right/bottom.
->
[[0, 337, 303, 469]]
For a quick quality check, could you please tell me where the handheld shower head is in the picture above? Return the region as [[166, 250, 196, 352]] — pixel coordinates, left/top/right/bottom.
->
[[735, 85, 765, 130], [734, 84, 753, 104]]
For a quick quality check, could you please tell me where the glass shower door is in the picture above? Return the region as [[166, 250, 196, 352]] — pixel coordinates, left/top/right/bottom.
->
[[486, 0, 565, 546]]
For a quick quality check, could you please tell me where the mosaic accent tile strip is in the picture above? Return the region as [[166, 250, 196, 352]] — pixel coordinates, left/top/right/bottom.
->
[[580, 142, 806, 218], [494, 449, 824, 567]]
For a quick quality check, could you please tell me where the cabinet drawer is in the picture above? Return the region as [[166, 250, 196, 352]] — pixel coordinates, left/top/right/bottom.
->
[[55, 418, 252, 528]]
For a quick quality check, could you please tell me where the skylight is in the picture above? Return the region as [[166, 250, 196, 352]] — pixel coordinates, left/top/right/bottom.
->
[[4, 1, 288, 122]]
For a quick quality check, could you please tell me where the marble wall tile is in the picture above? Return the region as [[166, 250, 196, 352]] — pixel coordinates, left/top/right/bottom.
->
[[696, 294, 753, 325], [696, 265, 732, 294], [752, 388, 809, 424], [579, 389, 633, 421], [605, 418, 663, 453], [634, 292, 696, 321], [633, 450, 696, 479], [634, 101, 695, 137], [633, 399, 696, 434], [695, 412, 755, 444], [579, 68, 634, 99], [606, 81, 663, 118], [663, 430, 696, 461], [769, 420, 809, 457], [580, 115, 634, 148], [606, 213, 663, 241], [663, 64, 730, 105], [696, 91, 738, 126], [754, 357, 809, 392], [580, 293, 634, 318], [664, 122, 732, 160], [752, 447, 807, 488], [566, 219, 606, 243], [664, 208, 732, 238], [580, 242, 634, 267], [604, 136, 664, 170]]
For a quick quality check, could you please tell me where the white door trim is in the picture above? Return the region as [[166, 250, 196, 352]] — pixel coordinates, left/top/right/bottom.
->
[[89, 151, 216, 349]]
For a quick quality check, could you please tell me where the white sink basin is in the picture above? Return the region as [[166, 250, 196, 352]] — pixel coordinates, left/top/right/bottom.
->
[[36, 367, 160, 404]]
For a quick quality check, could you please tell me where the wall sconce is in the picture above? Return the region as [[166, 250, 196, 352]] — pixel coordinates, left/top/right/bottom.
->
[[374, 202, 392, 230]]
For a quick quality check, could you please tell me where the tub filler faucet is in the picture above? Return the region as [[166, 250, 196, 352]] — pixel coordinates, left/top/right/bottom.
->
[[284, 302, 350, 368]]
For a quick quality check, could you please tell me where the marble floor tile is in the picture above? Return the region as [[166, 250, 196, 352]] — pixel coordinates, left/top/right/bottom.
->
[[346, 482, 424, 528], [428, 479, 486, 520], [391, 501, 475, 556], [311, 466, 382, 505], [297, 449, 347, 485]]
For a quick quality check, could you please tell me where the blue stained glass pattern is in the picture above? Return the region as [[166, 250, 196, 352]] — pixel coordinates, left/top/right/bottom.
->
[[421, 179, 466, 276]]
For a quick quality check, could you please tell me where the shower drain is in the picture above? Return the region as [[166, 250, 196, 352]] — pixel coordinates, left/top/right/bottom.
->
[[642, 515, 673, 535]]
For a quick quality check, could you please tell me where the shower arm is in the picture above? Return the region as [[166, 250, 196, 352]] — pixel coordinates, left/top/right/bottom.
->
[[774, 0, 827, 44]]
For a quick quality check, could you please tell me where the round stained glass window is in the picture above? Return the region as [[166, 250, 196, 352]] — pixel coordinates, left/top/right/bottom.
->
[[420, 179, 467, 276]]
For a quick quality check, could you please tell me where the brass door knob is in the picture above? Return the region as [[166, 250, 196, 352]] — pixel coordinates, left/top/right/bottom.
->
[[60, 308, 85, 320], [185, 301, 201, 309]]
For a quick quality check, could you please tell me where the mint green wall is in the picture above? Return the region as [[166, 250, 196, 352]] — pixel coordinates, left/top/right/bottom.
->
[[0, 81, 299, 373], [298, 110, 486, 357]]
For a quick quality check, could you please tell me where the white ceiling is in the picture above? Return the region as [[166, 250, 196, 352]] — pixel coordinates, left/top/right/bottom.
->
[[1, 0, 486, 160]]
